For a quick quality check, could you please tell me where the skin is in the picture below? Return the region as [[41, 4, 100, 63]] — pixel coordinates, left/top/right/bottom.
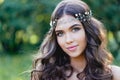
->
[[54, 14, 120, 80], [55, 14, 87, 58], [55, 14, 87, 77], [111, 65, 120, 80]]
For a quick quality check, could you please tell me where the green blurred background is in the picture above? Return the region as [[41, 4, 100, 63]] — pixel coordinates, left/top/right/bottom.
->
[[0, 0, 120, 80]]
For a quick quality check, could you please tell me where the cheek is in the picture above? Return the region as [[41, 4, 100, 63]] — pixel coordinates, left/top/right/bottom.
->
[[81, 34, 87, 47], [80, 33, 86, 42], [76, 31, 87, 45], [57, 38, 64, 47]]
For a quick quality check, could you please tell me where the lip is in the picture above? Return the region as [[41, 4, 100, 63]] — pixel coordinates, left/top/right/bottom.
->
[[67, 45, 78, 51]]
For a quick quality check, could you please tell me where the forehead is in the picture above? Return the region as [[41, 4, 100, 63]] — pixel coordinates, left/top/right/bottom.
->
[[55, 15, 82, 30]]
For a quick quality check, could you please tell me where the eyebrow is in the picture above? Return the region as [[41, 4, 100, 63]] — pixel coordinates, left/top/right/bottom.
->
[[55, 24, 81, 32]]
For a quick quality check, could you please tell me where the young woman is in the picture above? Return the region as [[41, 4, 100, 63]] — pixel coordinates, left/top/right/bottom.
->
[[31, 0, 120, 80]]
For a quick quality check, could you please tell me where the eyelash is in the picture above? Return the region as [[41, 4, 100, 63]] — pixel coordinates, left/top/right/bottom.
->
[[72, 27, 80, 32], [56, 32, 64, 37], [56, 27, 81, 37]]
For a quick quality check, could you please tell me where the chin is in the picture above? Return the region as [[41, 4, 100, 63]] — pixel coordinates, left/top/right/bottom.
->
[[67, 51, 84, 58]]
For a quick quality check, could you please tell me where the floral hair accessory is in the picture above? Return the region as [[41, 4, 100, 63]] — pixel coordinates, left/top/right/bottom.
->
[[75, 10, 92, 22], [50, 18, 57, 27], [50, 10, 92, 27]]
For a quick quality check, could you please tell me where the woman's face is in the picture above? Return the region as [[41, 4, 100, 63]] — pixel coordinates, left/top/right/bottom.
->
[[55, 15, 87, 58]]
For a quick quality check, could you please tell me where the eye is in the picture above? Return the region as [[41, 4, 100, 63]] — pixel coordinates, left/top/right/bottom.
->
[[56, 31, 64, 37], [72, 27, 80, 32]]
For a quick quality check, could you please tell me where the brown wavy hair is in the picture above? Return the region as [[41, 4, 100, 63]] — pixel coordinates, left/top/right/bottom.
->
[[31, 0, 113, 80]]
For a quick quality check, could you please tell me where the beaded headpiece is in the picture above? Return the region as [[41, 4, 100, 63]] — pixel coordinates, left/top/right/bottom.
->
[[75, 10, 92, 22], [50, 10, 92, 27]]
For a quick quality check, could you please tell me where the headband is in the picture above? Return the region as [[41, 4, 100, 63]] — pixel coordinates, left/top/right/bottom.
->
[[50, 10, 92, 27]]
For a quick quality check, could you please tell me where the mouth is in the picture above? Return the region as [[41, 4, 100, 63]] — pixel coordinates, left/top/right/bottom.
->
[[67, 45, 78, 51]]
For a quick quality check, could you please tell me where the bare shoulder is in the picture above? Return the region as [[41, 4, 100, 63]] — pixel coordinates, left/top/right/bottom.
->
[[110, 65, 120, 80]]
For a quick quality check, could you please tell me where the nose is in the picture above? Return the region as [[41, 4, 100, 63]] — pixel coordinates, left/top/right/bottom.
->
[[65, 33, 73, 44]]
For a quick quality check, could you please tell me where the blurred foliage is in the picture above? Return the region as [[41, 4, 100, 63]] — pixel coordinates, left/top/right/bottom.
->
[[84, 0, 120, 58], [0, 0, 59, 54], [0, 0, 120, 57], [0, 0, 120, 80], [0, 53, 120, 80], [0, 54, 32, 80]]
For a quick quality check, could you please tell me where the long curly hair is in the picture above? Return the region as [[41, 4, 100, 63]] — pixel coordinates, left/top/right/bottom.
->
[[31, 0, 113, 80]]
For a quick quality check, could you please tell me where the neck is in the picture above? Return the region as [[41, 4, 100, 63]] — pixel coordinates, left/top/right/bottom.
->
[[70, 54, 86, 73]]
